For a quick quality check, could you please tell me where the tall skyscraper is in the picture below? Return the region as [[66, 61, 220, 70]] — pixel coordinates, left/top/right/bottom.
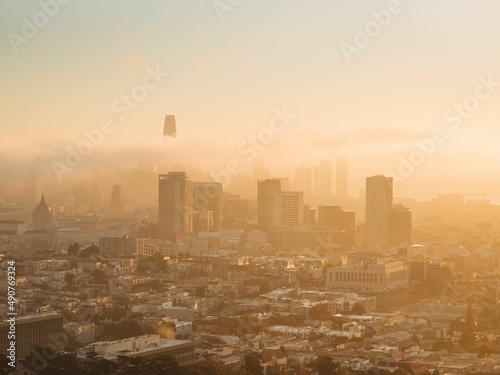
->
[[303, 205, 316, 225], [192, 209, 214, 232], [293, 167, 312, 195], [269, 191, 304, 227], [76, 180, 102, 210], [110, 185, 124, 219], [252, 157, 270, 181], [388, 203, 412, 246], [336, 157, 348, 204], [277, 177, 291, 191], [193, 182, 223, 228], [223, 195, 254, 228], [257, 179, 281, 229], [158, 172, 193, 241], [365, 175, 393, 247], [89, 180, 102, 209], [318, 205, 342, 228], [318, 205, 355, 246], [340, 210, 356, 247], [163, 115, 177, 137], [314, 160, 332, 197]]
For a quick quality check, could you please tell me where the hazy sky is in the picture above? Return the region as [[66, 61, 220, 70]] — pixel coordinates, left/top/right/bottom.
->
[[1, 0, 500, 199]]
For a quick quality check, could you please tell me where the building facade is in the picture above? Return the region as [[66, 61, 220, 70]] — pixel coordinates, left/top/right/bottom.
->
[[99, 237, 145, 255], [193, 182, 223, 228], [32, 194, 55, 231], [268, 225, 333, 250], [313, 160, 332, 197], [269, 191, 304, 227], [90, 334, 196, 364], [336, 157, 348, 205], [365, 175, 393, 248], [318, 205, 356, 246], [409, 260, 452, 287], [293, 167, 312, 196], [388, 204, 412, 246], [109, 185, 124, 220], [0, 313, 63, 360], [158, 172, 193, 241], [326, 259, 408, 290], [257, 179, 281, 229]]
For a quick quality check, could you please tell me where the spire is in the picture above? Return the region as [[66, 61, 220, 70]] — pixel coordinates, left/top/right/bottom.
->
[[41, 193, 45, 203], [465, 296, 475, 332]]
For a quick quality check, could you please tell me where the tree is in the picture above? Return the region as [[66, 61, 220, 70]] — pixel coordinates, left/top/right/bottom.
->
[[458, 298, 477, 350], [116, 355, 148, 375], [115, 319, 144, 339], [113, 294, 130, 306], [478, 344, 490, 358], [67, 242, 80, 255], [479, 306, 492, 318], [99, 306, 126, 322], [351, 303, 366, 315], [153, 252, 169, 271], [37, 282, 50, 290], [62, 309, 80, 322], [99, 322, 117, 339], [38, 353, 86, 375], [86, 351, 98, 360], [22, 345, 56, 373], [292, 365, 309, 375], [216, 302, 226, 312], [22, 348, 86, 375], [314, 356, 341, 375], [148, 355, 184, 375], [0, 354, 14, 374], [65, 273, 76, 287], [182, 358, 226, 375], [432, 339, 453, 351], [129, 311, 146, 320], [80, 244, 100, 258], [464, 297, 476, 331], [412, 333, 420, 345], [196, 286, 206, 297], [92, 269, 108, 285], [84, 357, 117, 375], [243, 352, 263, 375], [310, 303, 330, 320]]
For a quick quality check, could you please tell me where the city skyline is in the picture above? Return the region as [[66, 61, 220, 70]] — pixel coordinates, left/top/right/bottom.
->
[[3, 2, 500, 373], [1, 1, 500, 202]]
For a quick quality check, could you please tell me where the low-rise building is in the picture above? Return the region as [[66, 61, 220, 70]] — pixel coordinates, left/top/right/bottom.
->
[[86, 334, 196, 364], [326, 259, 408, 290]]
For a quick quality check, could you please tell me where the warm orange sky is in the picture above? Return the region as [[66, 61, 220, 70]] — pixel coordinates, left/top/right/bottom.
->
[[1, 1, 500, 200]]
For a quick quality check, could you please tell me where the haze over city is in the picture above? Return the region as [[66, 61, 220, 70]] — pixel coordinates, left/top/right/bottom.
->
[[2, 1, 500, 201], [2, 1, 500, 375]]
